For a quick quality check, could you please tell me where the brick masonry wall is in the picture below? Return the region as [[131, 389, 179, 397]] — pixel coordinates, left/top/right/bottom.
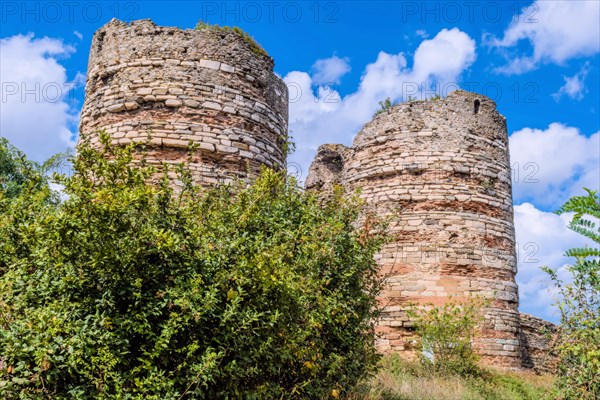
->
[[306, 90, 524, 369], [519, 313, 558, 372], [79, 19, 288, 185], [79, 20, 558, 372]]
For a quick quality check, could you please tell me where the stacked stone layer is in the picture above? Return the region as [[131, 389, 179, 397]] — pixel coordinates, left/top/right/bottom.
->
[[79, 20, 558, 372], [519, 313, 557, 372], [79, 19, 288, 184], [306, 91, 522, 368]]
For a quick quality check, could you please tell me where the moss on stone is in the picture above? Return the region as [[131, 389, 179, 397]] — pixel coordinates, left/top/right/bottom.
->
[[195, 20, 268, 57]]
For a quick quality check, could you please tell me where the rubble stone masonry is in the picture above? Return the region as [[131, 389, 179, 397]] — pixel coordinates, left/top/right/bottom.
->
[[80, 20, 557, 371], [306, 91, 524, 369], [519, 313, 558, 373], [79, 19, 288, 185]]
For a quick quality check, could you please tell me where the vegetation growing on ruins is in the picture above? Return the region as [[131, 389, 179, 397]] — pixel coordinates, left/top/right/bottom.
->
[[195, 20, 268, 57], [407, 296, 488, 377], [542, 188, 600, 400], [374, 93, 441, 118], [351, 297, 555, 399], [0, 129, 585, 400], [374, 97, 396, 117], [0, 134, 385, 398]]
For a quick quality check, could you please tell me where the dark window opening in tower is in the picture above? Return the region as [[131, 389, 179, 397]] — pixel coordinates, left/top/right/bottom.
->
[[474, 99, 481, 114]]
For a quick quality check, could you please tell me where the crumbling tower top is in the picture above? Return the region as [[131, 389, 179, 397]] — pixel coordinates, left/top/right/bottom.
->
[[306, 90, 521, 369], [79, 19, 288, 185]]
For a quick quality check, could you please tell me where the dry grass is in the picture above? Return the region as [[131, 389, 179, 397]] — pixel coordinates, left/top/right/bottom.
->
[[349, 355, 557, 400], [367, 369, 474, 400]]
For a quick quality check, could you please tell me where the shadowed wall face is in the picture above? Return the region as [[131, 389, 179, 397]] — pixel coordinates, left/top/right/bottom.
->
[[79, 19, 288, 185], [306, 90, 523, 369], [519, 313, 557, 373]]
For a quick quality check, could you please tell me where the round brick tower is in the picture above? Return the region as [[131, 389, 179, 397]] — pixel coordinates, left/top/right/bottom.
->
[[306, 90, 521, 369], [79, 19, 288, 184]]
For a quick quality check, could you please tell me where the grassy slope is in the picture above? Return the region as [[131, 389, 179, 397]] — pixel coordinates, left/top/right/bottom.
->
[[351, 355, 557, 400]]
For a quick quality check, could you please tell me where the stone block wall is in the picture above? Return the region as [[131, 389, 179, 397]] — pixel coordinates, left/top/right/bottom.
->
[[306, 91, 523, 369], [79, 19, 288, 185], [519, 313, 558, 372], [78, 20, 558, 372]]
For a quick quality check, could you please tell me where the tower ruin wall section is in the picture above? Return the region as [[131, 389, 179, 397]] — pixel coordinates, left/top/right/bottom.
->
[[519, 313, 558, 372], [306, 91, 522, 369], [79, 19, 288, 184]]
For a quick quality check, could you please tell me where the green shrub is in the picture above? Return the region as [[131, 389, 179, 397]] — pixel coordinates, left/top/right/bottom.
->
[[0, 137, 32, 199], [407, 296, 487, 377], [542, 188, 600, 400], [0, 137, 62, 200], [373, 98, 394, 117], [0, 133, 385, 398], [0, 139, 60, 279]]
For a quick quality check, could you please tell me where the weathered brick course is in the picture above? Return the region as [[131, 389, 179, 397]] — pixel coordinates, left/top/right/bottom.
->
[[80, 20, 557, 372], [79, 19, 288, 184], [306, 91, 527, 369]]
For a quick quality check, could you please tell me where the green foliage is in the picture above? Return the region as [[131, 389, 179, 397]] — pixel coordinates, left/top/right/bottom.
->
[[0, 137, 31, 198], [0, 132, 385, 398], [556, 188, 600, 252], [407, 296, 488, 377], [542, 188, 600, 400], [195, 20, 267, 57], [0, 138, 60, 278], [374, 98, 395, 117], [0, 137, 60, 200], [281, 132, 296, 160]]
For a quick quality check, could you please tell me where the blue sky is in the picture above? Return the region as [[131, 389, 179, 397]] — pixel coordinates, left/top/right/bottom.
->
[[1, 0, 599, 322]]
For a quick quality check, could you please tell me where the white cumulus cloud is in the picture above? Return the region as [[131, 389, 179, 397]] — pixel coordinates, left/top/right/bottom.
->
[[310, 55, 351, 85], [284, 28, 476, 180], [488, 0, 600, 74], [552, 62, 592, 101], [509, 123, 600, 208], [411, 27, 476, 84], [0, 33, 80, 161], [514, 202, 597, 322]]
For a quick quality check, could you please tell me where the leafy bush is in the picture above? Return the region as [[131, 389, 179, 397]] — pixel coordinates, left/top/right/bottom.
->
[[542, 188, 600, 400], [0, 139, 60, 279], [407, 296, 487, 376], [0, 137, 61, 200], [0, 137, 32, 199], [0, 133, 385, 398]]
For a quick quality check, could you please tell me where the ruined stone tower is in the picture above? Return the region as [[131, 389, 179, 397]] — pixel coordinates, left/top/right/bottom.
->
[[306, 91, 522, 369], [79, 20, 554, 371], [79, 19, 288, 184]]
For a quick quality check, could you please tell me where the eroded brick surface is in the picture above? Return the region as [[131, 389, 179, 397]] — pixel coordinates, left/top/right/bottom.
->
[[306, 91, 554, 370], [79, 19, 288, 185], [79, 20, 557, 372], [519, 313, 558, 373]]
